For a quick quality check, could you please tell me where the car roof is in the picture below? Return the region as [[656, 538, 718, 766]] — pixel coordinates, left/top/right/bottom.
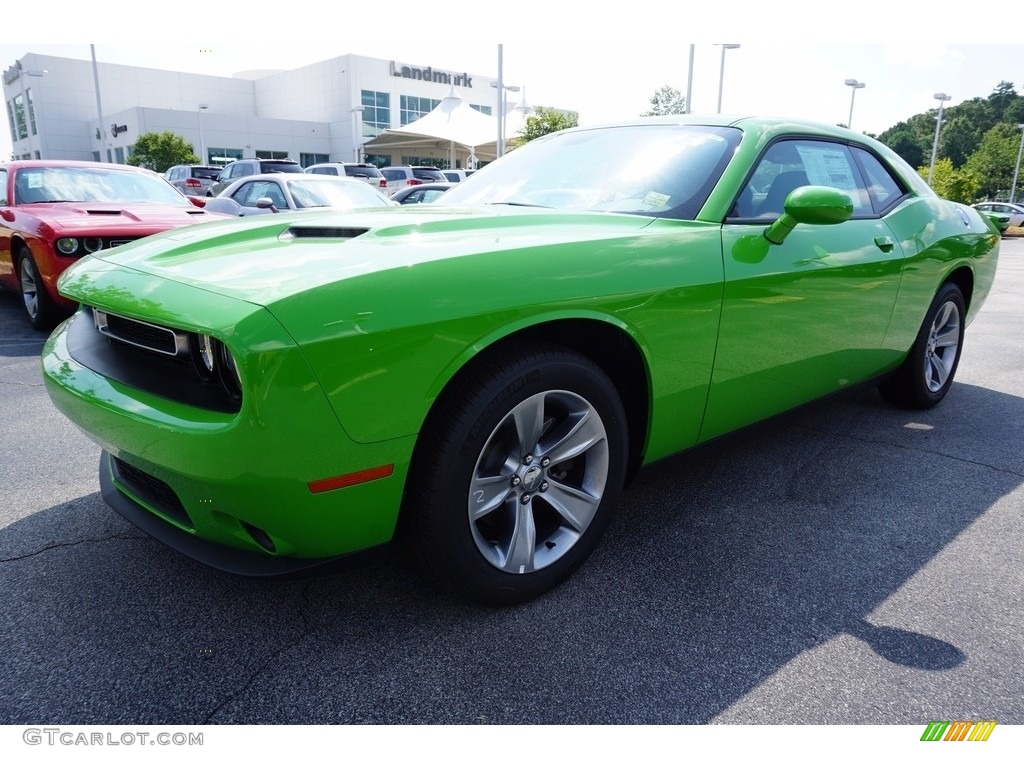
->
[[224, 173, 369, 185], [1, 159, 159, 174]]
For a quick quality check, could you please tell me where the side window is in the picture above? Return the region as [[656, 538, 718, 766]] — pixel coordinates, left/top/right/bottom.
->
[[232, 181, 259, 206], [734, 139, 872, 219], [236, 180, 286, 208], [0, 170, 7, 205], [311, 167, 337, 176], [852, 148, 905, 214]]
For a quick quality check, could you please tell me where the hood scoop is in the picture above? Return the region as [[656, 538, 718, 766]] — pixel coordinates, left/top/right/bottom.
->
[[284, 226, 369, 240], [85, 209, 124, 215]]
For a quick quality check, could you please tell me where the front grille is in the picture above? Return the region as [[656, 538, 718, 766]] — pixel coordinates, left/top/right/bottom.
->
[[93, 308, 186, 357], [112, 457, 193, 529], [68, 308, 241, 413]]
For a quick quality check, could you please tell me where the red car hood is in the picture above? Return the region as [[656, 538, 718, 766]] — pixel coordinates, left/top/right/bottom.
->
[[25, 202, 222, 233]]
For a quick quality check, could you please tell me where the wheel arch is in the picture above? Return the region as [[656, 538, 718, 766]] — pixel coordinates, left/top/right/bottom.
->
[[943, 265, 974, 314], [422, 316, 652, 485]]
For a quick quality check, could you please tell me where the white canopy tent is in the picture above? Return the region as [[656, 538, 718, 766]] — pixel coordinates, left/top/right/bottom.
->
[[362, 87, 526, 169]]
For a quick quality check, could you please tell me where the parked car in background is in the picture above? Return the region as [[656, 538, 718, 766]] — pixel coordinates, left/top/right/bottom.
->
[[390, 182, 455, 204], [973, 201, 1024, 228], [305, 163, 388, 190], [165, 164, 223, 196], [441, 169, 475, 183], [43, 116, 1000, 605], [379, 165, 447, 192], [209, 158, 304, 196], [203, 173, 397, 217], [1, 160, 225, 329]]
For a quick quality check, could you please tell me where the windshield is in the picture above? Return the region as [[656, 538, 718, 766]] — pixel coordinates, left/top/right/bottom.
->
[[442, 124, 741, 220], [15, 166, 192, 206], [286, 178, 395, 209]]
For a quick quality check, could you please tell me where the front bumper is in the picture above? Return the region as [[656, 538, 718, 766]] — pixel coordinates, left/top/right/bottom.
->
[[43, 304, 416, 564], [99, 451, 387, 576]]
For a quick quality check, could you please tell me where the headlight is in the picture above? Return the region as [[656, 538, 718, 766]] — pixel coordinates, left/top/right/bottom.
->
[[190, 333, 216, 381], [217, 342, 242, 397], [198, 334, 215, 373], [189, 333, 241, 399], [83, 237, 103, 253], [56, 237, 79, 255]]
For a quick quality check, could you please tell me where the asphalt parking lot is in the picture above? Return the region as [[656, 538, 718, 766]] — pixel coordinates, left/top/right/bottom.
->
[[1, 239, 1022, 726]]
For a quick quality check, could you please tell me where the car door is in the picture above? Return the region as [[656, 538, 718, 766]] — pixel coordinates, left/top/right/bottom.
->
[[700, 138, 907, 441]]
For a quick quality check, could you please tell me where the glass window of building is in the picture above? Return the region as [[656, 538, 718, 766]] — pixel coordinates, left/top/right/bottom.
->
[[470, 104, 493, 116], [12, 93, 27, 140], [26, 88, 36, 135], [400, 95, 440, 126], [300, 153, 330, 167], [209, 148, 243, 165], [361, 90, 390, 138]]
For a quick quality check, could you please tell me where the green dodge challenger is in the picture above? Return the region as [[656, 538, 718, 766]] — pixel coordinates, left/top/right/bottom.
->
[[42, 117, 1000, 604]]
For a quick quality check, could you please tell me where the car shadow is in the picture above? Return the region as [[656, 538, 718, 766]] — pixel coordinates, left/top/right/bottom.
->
[[0, 383, 1020, 725]]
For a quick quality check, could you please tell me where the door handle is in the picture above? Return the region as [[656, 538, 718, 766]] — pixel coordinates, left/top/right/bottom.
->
[[874, 236, 895, 253]]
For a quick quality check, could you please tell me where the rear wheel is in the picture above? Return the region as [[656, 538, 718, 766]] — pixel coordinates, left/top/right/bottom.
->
[[405, 344, 628, 605], [879, 282, 965, 409]]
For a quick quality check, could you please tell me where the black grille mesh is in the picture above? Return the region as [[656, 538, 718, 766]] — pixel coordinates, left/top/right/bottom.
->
[[112, 457, 193, 528]]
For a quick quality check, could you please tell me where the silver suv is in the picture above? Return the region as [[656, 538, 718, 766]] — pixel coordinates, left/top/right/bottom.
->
[[380, 165, 447, 192], [209, 158, 304, 196], [306, 163, 387, 190], [165, 165, 223, 196]]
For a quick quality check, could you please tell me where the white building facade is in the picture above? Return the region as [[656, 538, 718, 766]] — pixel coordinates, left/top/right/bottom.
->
[[3, 52, 523, 169]]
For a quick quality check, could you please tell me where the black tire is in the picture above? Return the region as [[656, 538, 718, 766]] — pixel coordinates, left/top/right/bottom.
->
[[18, 247, 63, 331], [879, 282, 966, 409], [404, 344, 628, 605]]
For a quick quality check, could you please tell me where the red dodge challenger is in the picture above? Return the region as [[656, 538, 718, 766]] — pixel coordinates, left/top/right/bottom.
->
[[0, 160, 226, 329]]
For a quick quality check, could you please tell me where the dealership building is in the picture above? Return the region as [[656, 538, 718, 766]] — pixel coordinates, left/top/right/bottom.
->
[[3, 51, 531, 169]]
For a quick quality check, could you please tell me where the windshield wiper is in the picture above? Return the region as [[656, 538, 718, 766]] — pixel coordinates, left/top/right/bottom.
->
[[484, 201, 552, 208]]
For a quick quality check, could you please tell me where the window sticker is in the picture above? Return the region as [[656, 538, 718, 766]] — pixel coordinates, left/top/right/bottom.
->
[[794, 145, 857, 191]]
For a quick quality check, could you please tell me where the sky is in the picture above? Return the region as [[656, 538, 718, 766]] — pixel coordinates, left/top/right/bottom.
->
[[2, 5, 1022, 163]]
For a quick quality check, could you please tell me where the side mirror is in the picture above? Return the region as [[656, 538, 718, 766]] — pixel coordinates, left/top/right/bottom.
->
[[255, 197, 280, 213], [764, 186, 854, 245]]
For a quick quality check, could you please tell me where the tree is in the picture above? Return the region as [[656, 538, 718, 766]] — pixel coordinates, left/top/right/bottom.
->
[[964, 123, 1022, 199], [642, 86, 686, 116], [511, 107, 579, 147], [126, 131, 198, 173], [916, 157, 980, 203]]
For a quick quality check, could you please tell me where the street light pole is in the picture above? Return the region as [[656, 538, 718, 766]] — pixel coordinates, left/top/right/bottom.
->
[[351, 107, 365, 162], [844, 79, 865, 130], [496, 44, 505, 158], [927, 92, 951, 186], [685, 44, 694, 114], [197, 103, 208, 165], [1010, 123, 1024, 204], [490, 81, 520, 157], [716, 44, 740, 114]]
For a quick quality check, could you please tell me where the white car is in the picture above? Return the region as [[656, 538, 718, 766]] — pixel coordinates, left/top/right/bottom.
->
[[973, 201, 1024, 228], [305, 162, 388, 190], [203, 173, 396, 217], [441, 169, 476, 182]]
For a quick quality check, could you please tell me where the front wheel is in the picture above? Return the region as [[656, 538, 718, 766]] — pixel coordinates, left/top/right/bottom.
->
[[879, 282, 966, 409], [18, 248, 62, 331], [405, 345, 628, 605]]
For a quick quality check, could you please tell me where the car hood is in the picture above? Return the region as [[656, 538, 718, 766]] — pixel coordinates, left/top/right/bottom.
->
[[22, 201, 219, 231], [59, 206, 659, 307]]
